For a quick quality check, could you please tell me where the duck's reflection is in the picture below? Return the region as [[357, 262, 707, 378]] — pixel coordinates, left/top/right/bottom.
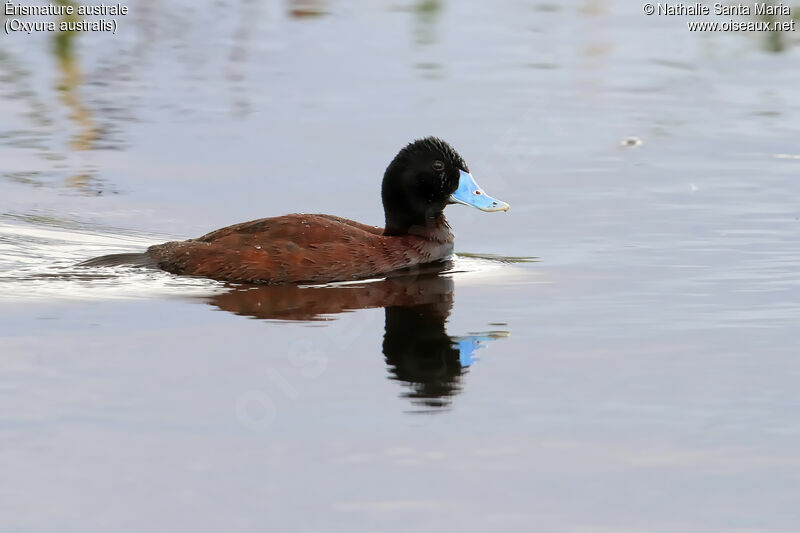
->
[[207, 263, 507, 408], [382, 289, 463, 408]]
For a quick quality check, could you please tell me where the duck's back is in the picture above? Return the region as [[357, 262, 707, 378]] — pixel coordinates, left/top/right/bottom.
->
[[146, 213, 453, 284]]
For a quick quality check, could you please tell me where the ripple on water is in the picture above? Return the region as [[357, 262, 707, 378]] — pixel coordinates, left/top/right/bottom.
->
[[0, 218, 541, 302], [0, 217, 224, 301]]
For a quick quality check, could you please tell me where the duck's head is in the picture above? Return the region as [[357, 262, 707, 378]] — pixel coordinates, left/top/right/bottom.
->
[[381, 137, 509, 235]]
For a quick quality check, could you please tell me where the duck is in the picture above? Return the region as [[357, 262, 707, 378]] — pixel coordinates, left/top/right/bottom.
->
[[80, 137, 509, 284]]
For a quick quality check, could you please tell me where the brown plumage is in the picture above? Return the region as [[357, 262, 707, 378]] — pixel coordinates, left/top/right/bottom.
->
[[146, 213, 453, 284]]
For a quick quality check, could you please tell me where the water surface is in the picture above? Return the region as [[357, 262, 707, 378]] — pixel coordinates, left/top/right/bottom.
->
[[2, 2, 800, 531]]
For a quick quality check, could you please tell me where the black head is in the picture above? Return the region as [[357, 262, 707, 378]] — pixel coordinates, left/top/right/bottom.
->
[[381, 137, 468, 236]]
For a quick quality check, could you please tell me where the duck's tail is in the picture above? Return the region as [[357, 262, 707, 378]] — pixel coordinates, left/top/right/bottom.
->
[[77, 252, 158, 268]]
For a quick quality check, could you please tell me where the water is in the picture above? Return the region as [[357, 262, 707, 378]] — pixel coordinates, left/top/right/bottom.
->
[[2, 2, 800, 531]]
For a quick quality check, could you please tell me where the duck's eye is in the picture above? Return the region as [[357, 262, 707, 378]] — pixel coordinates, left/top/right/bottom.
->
[[432, 160, 445, 172]]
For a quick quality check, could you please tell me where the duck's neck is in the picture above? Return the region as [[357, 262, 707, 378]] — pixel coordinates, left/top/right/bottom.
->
[[384, 212, 452, 241]]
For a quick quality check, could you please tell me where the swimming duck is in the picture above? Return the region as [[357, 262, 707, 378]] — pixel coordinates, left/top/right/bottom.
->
[[81, 137, 508, 284]]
